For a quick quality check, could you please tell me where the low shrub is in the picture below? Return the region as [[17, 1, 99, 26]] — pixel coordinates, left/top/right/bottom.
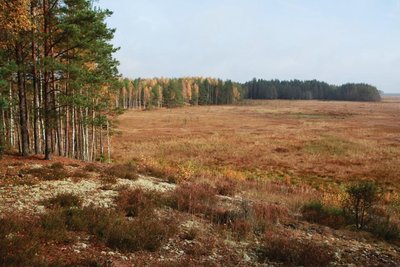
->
[[2, 204, 177, 264], [104, 162, 138, 180], [183, 235, 217, 258], [40, 209, 70, 243], [49, 162, 64, 170], [115, 188, 158, 217], [0, 217, 42, 266], [369, 216, 400, 241], [181, 227, 199, 241], [215, 179, 237, 196], [101, 175, 118, 185], [41, 206, 176, 253], [257, 232, 334, 266], [83, 163, 102, 172], [302, 201, 346, 229], [229, 219, 253, 239], [110, 214, 177, 252], [251, 202, 288, 233], [208, 207, 242, 225], [343, 181, 379, 229], [43, 193, 83, 209], [169, 183, 217, 214], [22, 165, 69, 181], [71, 170, 90, 179]]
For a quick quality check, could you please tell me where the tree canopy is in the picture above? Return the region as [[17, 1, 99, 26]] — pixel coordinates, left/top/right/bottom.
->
[[243, 79, 381, 102]]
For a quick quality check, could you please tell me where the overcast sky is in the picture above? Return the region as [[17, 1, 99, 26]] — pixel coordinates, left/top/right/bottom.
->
[[97, 0, 400, 93]]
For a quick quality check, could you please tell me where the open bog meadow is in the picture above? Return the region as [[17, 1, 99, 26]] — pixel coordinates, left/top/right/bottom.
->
[[114, 99, 400, 193], [2, 99, 400, 266]]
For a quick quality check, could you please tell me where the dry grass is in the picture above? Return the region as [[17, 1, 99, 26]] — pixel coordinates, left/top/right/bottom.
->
[[113, 100, 400, 192], [110, 99, 400, 241]]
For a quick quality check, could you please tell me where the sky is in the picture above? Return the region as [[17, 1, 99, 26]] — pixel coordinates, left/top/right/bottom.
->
[[97, 0, 400, 93]]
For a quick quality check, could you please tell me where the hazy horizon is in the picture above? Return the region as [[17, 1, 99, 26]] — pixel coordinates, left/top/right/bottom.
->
[[98, 0, 400, 93]]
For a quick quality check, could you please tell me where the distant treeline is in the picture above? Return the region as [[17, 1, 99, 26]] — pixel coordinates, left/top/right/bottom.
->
[[117, 77, 242, 109], [243, 79, 381, 102]]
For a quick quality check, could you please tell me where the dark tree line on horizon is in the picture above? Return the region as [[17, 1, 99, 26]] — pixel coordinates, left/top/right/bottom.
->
[[243, 79, 381, 102]]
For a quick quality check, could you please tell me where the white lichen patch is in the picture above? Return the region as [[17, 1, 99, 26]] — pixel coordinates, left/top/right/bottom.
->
[[0, 174, 175, 214]]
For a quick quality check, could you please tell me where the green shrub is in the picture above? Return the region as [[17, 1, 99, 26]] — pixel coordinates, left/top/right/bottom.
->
[[343, 181, 379, 229], [367, 207, 400, 241]]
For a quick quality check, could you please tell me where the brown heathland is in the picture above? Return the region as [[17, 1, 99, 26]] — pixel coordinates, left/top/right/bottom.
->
[[2, 99, 400, 266], [113, 99, 400, 191]]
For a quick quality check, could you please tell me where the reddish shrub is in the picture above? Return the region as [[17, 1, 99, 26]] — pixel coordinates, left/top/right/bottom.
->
[[252, 202, 288, 232], [215, 179, 238, 196], [116, 188, 159, 217], [170, 183, 217, 214], [257, 232, 334, 266]]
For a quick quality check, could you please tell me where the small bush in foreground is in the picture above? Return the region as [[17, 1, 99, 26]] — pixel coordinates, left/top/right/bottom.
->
[[251, 202, 289, 233], [49, 162, 64, 170], [0, 217, 42, 266], [71, 170, 90, 179], [105, 213, 177, 252], [83, 163, 102, 172], [343, 181, 379, 229], [116, 188, 159, 217], [215, 179, 237, 196], [41, 206, 176, 253], [229, 219, 253, 239], [169, 183, 217, 214], [369, 215, 400, 241], [22, 165, 68, 181], [101, 175, 118, 185], [43, 193, 83, 209], [104, 162, 138, 180], [302, 201, 346, 229], [257, 232, 334, 267], [40, 210, 70, 243]]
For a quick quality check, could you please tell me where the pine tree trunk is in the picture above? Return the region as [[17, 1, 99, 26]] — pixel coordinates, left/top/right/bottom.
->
[[107, 120, 111, 163], [9, 83, 15, 147], [31, 1, 39, 154], [43, 0, 52, 160], [16, 42, 30, 156], [72, 105, 76, 158], [90, 108, 95, 161]]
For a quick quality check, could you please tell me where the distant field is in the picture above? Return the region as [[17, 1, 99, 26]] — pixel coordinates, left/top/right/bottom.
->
[[113, 99, 400, 192]]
